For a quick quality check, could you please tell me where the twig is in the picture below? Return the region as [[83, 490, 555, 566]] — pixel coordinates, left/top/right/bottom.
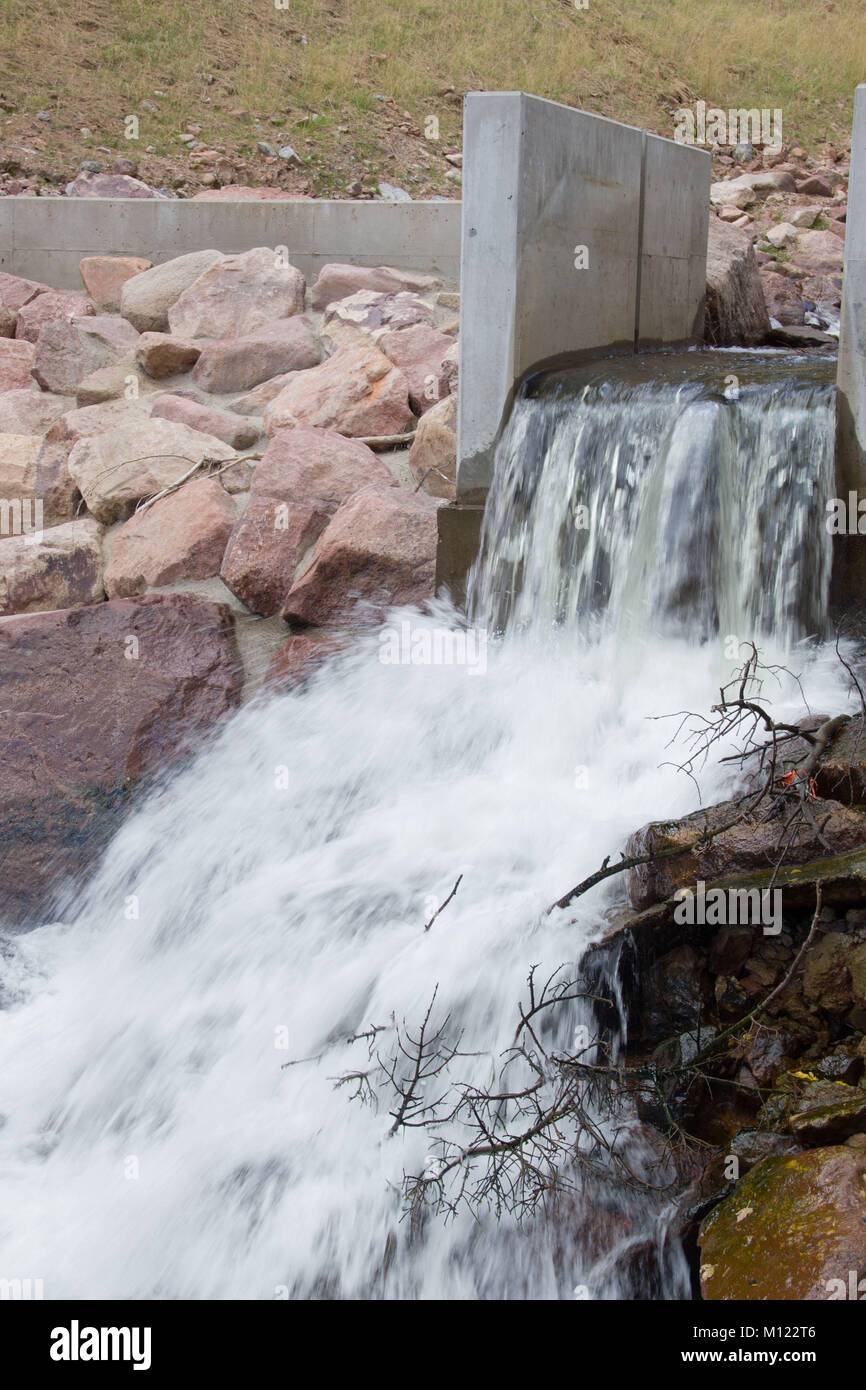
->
[[424, 874, 463, 931]]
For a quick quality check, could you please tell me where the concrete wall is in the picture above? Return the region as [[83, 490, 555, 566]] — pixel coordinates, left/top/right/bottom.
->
[[456, 93, 711, 501], [0, 197, 461, 290], [836, 84, 866, 599]]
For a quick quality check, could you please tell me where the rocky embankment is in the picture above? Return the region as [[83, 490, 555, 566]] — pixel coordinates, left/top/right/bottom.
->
[[593, 713, 866, 1300], [0, 250, 459, 922], [706, 139, 848, 347]]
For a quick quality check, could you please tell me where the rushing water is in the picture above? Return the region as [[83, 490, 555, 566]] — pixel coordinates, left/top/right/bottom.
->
[[0, 350, 853, 1299]]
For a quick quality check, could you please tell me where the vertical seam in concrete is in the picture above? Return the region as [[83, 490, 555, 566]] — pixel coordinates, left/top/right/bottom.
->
[[634, 129, 648, 350]]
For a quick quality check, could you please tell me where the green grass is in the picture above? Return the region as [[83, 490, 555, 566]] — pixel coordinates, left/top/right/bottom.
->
[[0, 0, 862, 190]]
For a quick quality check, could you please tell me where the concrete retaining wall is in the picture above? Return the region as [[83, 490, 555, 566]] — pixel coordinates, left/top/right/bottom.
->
[[836, 84, 866, 599], [0, 197, 461, 290], [456, 93, 711, 502]]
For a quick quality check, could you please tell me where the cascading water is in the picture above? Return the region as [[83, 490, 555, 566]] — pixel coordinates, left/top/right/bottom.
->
[[0, 349, 852, 1300]]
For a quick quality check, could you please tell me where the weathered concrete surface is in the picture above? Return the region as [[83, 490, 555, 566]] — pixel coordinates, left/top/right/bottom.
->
[[0, 199, 461, 291], [435, 503, 485, 606], [835, 84, 866, 604], [456, 93, 710, 503]]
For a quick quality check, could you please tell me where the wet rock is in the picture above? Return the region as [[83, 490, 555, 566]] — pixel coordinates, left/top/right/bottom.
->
[[708, 925, 756, 976], [735, 1026, 802, 1089], [802, 932, 856, 1013], [310, 262, 440, 312], [813, 1053, 865, 1084], [264, 631, 350, 691], [135, 332, 201, 379], [79, 256, 152, 312], [408, 392, 457, 498], [264, 343, 413, 439], [282, 482, 440, 626], [120, 249, 225, 333], [191, 316, 321, 394], [219, 426, 388, 615], [68, 417, 234, 522], [636, 945, 710, 1044], [0, 517, 104, 615], [813, 714, 866, 804], [0, 592, 241, 924], [379, 322, 456, 414], [705, 216, 771, 346], [105, 477, 235, 597], [167, 247, 305, 339], [761, 269, 806, 326], [15, 292, 95, 344], [728, 1129, 800, 1172], [150, 394, 260, 450], [625, 796, 866, 912], [699, 1147, 866, 1299], [789, 1088, 866, 1145]]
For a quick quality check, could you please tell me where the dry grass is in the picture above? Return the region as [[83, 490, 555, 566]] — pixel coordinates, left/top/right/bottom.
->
[[0, 0, 863, 192]]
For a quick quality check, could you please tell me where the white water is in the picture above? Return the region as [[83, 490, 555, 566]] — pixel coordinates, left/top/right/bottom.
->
[[0, 354, 852, 1299]]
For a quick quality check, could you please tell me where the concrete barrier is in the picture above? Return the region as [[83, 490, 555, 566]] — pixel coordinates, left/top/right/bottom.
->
[[836, 84, 866, 601], [0, 197, 461, 289], [456, 93, 711, 503]]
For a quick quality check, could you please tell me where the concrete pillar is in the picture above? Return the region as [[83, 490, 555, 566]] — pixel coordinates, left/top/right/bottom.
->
[[455, 92, 710, 504], [835, 85, 866, 603]]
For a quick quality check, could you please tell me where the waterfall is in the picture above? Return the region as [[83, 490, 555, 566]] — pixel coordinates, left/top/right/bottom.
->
[[0, 351, 851, 1300], [471, 351, 836, 645]]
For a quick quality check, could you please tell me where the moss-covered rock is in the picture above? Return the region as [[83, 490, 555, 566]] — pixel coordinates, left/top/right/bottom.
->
[[698, 1147, 866, 1299]]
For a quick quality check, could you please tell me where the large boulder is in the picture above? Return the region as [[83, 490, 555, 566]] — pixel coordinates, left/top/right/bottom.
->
[[191, 316, 322, 394], [282, 482, 440, 626], [219, 426, 390, 615], [135, 332, 201, 379], [0, 271, 52, 314], [310, 263, 440, 311], [120, 250, 225, 333], [79, 255, 153, 312], [792, 229, 846, 271], [408, 393, 457, 498], [0, 338, 36, 392], [65, 171, 165, 198], [0, 518, 104, 616], [46, 397, 154, 445], [378, 322, 456, 414], [0, 593, 241, 923], [322, 290, 433, 351], [32, 315, 140, 396], [264, 343, 413, 438], [699, 1148, 866, 1299], [0, 433, 80, 526], [105, 477, 235, 597], [15, 292, 95, 344], [0, 388, 72, 436], [705, 216, 771, 346], [167, 247, 306, 339], [150, 394, 260, 450], [760, 269, 806, 326], [67, 417, 235, 522]]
